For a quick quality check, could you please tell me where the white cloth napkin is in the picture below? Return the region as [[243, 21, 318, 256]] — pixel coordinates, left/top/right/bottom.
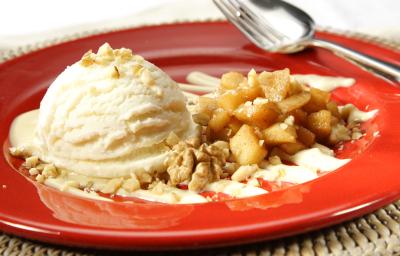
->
[[0, 0, 399, 52]]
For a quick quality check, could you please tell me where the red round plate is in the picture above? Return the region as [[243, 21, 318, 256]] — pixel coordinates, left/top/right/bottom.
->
[[0, 21, 399, 250]]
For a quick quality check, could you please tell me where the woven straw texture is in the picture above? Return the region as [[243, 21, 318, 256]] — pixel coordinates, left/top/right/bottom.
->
[[0, 24, 399, 256]]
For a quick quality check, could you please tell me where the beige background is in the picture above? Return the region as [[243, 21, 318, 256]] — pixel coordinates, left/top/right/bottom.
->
[[0, 0, 399, 52]]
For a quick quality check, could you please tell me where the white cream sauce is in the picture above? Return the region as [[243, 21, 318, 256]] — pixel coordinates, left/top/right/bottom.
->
[[44, 178, 112, 201], [339, 104, 379, 123], [9, 109, 38, 155], [291, 74, 355, 92], [290, 148, 350, 173], [186, 71, 356, 92], [252, 164, 318, 184], [121, 186, 208, 204], [205, 180, 267, 198]]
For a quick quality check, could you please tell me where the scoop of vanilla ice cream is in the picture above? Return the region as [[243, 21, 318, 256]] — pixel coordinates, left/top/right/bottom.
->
[[32, 43, 196, 178]]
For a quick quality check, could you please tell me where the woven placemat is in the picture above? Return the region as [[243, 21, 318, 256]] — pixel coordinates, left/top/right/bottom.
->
[[1, 22, 399, 256]]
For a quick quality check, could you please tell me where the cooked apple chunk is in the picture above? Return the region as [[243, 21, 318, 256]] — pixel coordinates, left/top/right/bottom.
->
[[303, 88, 331, 113], [258, 68, 290, 102], [234, 100, 279, 129], [297, 126, 316, 147], [227, 118, 242, 135], [239, 86, 263, 102], [277, 91, 311, 113], [307, 110, 332, 139], [263, 122, 297, 145], [230, 124, 267, 165], [220, 71, 244, 90], [279, 141, 306, 155], [326, 101, 341, 118], [198, 96, 218, 117], [217, 91, 246, 113], [208, 108, 231, 132], [289, 109, 308, 125]]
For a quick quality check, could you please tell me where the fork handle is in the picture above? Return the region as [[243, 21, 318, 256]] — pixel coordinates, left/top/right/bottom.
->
[[308, 39, 400, 81]]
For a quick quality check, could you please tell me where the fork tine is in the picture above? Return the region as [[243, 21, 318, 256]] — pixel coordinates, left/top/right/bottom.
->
[[229, 0, 289, 42], [213, 0, 274, 48]]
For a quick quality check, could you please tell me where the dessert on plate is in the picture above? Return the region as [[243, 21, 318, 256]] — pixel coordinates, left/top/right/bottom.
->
[[8, 43, 377, 204]]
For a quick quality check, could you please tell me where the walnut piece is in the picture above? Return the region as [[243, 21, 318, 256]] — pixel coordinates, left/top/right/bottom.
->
[[188, 162, 211, 192], [122, 174, 140, 192], [165, 139, 231, 192], [100, 178, 123, 194], [42, 164, 58, 178], [25, 156, 39, 168]]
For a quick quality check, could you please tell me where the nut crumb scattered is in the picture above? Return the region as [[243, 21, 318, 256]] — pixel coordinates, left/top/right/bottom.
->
[[28, 168, 39, 176]]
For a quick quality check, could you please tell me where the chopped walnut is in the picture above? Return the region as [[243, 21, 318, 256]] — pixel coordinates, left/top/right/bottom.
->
[[188, 162, 211, 192], [35, 174, 45, 183], [28, 168, 39, 176], [140, 69, 154, 86], [329, 123, 351, 144], [136, 171, 153, 186], [186, 137, 201, 148], [42, 164, 58, 178], [122, 174, 140, 192], [351, 131, 363, 140], [9, 147, 29, 158], [114, 48, 133, 62], [166, 132, 180, 147], [165, 139, 230, 192], [35, 164, 46, 171], [167, 147, 195, 185], [268, 155, 282, 165], [80, 50, 95, 67], [100, 178, 123, 194], [25, 156, 39, 168], [223, 162, 239, 175], [192, 113, 210, 126], [149, 181, 167, 195], [132, 64, 144, 76], [96, 43, 115, 64]]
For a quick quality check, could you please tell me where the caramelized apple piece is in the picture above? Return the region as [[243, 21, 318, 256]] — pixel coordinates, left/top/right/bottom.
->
[[230, 124, 267, 165], [234, 100, 279, 129], [211, 127, 232, 141], [297, 126, 316, 147], [217, 91, 246, 113], [208, 108, 231, 132], [303, 88, 331, 113], [239, 86, 263, 102], [279, 141, 306, 155], [258, 69, 290, 102], [288, 79, 304, 96], [220, 72, 244, 90], [289, 109, 308, 125], [277, 91, 311, 113], [227, 118, 242, 135], [326, 101, 341, 118], [307, 110, 332, 139], [198, 96, 218, 117], [263, 123, 297, 145]]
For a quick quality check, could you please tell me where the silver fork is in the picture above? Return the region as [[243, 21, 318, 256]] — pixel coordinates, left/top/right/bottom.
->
[[213, 0, 400, 82]]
